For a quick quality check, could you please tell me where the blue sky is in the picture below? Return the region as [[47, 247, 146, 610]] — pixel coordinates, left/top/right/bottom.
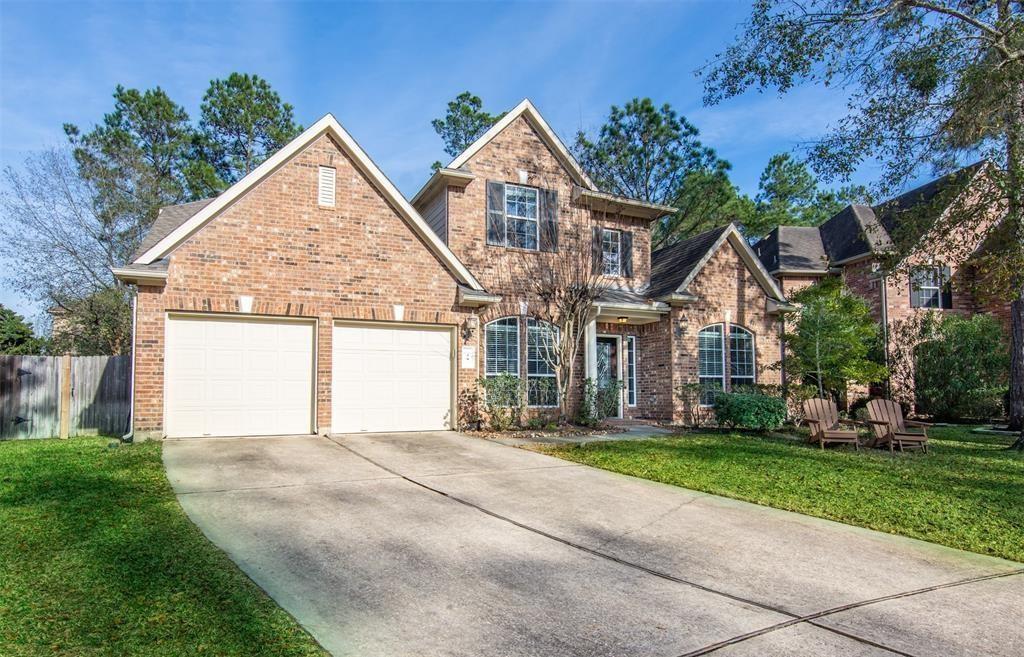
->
[[1, 0, 875, 319]]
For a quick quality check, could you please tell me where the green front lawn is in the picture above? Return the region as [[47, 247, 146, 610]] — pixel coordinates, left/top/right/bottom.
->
[[539, 426, 1024, 563], [0, 438, 328, 657]]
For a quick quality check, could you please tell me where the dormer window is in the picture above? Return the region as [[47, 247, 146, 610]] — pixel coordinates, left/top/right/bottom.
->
[[505, 184, 539, 250]]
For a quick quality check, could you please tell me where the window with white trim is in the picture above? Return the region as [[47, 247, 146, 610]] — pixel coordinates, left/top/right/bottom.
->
[[601, 228, 621, 276], [485, 317, 519, 377], [527, 319, 559, 407], [318, 166, 336, 207], [729, 326, 755, 389], [505, 185, 538, 250], [698, 324, 725, 405], [626, 335, 637, 407], [910, 266, 952, 309]]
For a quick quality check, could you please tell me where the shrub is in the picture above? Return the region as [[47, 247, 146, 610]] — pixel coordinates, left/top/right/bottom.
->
[[713, 392, 787, 431], [677, 382, 718, 428], [479, 374, 524, 431], [575, 378, 623, 426], [912, 314, 1010, 420]]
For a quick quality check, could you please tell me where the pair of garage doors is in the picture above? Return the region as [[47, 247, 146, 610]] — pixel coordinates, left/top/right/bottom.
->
[[164, 316, 453, 438]]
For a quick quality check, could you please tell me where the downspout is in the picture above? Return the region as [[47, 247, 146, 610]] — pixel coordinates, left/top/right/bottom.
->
[[121, 292, 137, 443]]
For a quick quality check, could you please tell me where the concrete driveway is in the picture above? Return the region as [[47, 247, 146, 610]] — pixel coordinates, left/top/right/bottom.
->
[[163, 432, 1023, 657]]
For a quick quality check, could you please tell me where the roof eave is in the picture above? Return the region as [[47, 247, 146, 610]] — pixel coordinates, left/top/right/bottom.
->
[[572, 185, 677, 221], [410, 168, 476, 207], [457, 286, 501, 308], [111, 267, 168, 287]]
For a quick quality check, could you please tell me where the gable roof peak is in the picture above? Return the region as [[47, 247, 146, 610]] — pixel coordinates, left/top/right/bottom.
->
[[445, 98, 596, 190]]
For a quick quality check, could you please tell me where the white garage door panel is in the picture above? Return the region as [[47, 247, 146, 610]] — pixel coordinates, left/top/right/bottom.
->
[[165, 316, 315, 437], [332, 324, 452, 433]]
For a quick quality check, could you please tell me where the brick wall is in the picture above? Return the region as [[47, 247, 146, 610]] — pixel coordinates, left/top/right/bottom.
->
[[777, 274, 824, 297], [668, 241, 784, 422], [133, 133, 477, 437]]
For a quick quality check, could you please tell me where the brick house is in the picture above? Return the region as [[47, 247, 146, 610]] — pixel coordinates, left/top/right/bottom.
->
[[753, 163, 1010, 402], [114, 100, 791, 439]]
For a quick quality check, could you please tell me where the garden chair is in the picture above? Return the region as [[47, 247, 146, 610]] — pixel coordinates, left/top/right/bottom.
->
[[802, 398, 861, 450], [865, 399, 929, 453]]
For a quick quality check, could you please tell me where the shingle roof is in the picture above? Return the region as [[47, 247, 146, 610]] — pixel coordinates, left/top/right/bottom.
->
[[648, 225, 731, 299], [131, 197, 218, 262], [597, 286, 651, 305], [754, 226, 828, 273], [818, 204, 893, 263]]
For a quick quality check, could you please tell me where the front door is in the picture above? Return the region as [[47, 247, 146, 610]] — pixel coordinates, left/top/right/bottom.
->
[[596, 336, 621, 418]]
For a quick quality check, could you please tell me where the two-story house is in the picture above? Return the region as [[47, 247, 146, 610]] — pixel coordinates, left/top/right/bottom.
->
[[753, 162, 1010, 402], [113, 100, 791, 439]]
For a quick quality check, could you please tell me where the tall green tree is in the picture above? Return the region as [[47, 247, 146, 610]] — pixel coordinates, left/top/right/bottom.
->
[[0, 305, 45, 355], [784, 277, 887, 399], [199, 73, 302, 183], [430, 92, 505, 167], [64, 86, 216, 245], [573, 98, 738, 247], [743, 153, 869, 239], [704, 1, 1024, 443]]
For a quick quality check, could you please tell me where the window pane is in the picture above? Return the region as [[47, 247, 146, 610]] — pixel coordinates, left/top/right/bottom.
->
[[698, 325, 723, 377], [485, 318, 519, 376], [911, 267, 942, 308], [527, 319, 558, 406], [505, 185, 537, 219], [507, 217, 538, 250], [601, 229, 620, 276], [729, 326, 755, 382], [698, 378, 723, 405]]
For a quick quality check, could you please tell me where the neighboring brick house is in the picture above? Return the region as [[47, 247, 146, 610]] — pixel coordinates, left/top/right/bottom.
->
[[753, 163, 1009, 403], [114, 100, 791, 438]]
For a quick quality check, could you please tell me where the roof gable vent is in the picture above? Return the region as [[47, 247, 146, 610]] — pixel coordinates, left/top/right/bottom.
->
[[318, 166, 336, 207]]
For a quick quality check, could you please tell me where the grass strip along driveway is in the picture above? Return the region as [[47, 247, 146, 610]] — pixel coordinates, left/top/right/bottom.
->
[[539, 426, 1024, 563], [0, 437, 328, 657]]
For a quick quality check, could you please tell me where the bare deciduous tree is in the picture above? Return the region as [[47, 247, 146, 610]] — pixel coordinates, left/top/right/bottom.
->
[[0, 148, 133, 354]]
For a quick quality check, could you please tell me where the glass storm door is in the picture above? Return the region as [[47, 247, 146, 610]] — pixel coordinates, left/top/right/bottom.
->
[[596, 336, 621, 418]]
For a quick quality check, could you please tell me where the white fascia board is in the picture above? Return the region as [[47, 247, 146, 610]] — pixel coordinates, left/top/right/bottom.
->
[[446, 99, 596, 190], [111, 267, 168, 286], [135, 114, 484, 291], [410, 168, 475, 207]]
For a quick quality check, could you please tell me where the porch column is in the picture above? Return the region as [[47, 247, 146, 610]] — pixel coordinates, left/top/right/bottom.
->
[[584, 316, 598, 380]]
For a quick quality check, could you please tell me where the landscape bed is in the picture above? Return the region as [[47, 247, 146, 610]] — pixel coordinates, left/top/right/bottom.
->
[[537, 426, 1024, 563], [0, 437, 327, 657]]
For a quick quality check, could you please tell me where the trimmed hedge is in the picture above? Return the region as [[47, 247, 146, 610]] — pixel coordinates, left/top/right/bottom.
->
[[713, 392, 787, 431]]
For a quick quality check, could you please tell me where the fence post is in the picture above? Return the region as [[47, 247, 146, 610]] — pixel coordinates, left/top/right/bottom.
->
[[59, 354, 72, 439]]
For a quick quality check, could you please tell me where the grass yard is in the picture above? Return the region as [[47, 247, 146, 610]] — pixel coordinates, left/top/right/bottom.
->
[[539, 426, 1024, 563], [0, 437, 328, 657]]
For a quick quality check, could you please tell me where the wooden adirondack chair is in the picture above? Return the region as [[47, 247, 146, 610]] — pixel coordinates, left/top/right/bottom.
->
[[865, 399, 929, 453], [802, 398, 861, 450]]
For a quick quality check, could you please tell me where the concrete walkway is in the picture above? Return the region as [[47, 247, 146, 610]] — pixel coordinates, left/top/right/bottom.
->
[[163, 432, 1023, 657]]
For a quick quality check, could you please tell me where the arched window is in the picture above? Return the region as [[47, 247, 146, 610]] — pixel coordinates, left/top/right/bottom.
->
[[729, 325, 756, 390], [484, 317, 519, 378], [698, 324, 725, 405], [527, 319, 559, 407]]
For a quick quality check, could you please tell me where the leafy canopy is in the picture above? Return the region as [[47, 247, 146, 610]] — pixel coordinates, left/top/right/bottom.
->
[[0, 305, 46, 355], [783, 277, 887, 398], [573, 98, 737, 247], [430, 92, 505, 167], [199, 73, 302, 183]]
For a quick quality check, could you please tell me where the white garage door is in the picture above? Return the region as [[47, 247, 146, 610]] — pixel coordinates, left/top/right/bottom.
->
[[332, 323, 452, 433], [165, 315, 315, 438]]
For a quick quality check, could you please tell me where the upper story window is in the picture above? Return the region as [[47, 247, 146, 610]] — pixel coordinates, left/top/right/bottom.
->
[[601, 229, 621, 276], [486, 181, 558, 252], [505, 185, 539, 250], [591, 227, 634, 278], [911, 266, 952, 309]]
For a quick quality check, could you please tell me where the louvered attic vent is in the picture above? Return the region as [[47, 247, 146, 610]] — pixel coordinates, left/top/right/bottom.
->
[[318, 166, 336, 207]]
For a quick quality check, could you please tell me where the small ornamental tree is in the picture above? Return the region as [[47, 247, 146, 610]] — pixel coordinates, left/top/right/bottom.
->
[[783, 277, 888, 399]]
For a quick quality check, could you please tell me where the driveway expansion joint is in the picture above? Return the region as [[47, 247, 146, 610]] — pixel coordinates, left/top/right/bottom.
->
[[329, 435, 1024, 657]]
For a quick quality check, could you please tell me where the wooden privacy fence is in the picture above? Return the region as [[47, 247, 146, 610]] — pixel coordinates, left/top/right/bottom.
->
[[0, 355, 130, 440]]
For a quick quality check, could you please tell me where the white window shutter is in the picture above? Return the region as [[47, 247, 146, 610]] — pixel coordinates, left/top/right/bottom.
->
[[318, 166, 336, 207]]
